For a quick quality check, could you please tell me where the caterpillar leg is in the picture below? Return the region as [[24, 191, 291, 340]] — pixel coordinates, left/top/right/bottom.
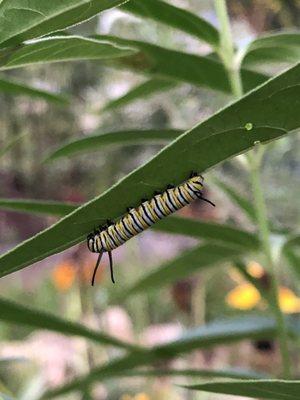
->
[[91, 251, 104, 286], [108, 251, 115, 284]]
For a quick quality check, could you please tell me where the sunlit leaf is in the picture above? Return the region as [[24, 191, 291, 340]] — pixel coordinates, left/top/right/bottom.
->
[[183, 379, 300, 400], [0, 36, 135, 70], [0, 64, 299, 278], [0, 0, 130, 48], [44, 129, 183, 163], [243, 33, 300, 66], [0, 77, 69, 104], [122, 0, 219, 47]]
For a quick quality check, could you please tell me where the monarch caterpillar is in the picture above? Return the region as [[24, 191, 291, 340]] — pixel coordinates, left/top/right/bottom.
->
[[87, 172, 215, 285]]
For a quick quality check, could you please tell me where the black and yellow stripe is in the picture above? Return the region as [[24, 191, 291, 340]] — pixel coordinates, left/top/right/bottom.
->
[[87, 173, 214, 285]]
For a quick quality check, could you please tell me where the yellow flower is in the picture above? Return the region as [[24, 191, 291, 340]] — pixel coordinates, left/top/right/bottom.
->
[[52, 260, 76, 291], [226, 283, 261, 310], [120, 393, 151, 400], [278, 287, 300, 314], [227, 261, 300, 314]]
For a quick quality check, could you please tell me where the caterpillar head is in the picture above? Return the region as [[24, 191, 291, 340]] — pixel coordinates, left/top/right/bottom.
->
[[189, 173, 204, 188]]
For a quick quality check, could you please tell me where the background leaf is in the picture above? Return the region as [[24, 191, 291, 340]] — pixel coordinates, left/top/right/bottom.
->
[[183, 379, 300, 400], [0, 36, 135, 70], [0, 199, 78, 216], [0, 62, 299, 278], [214, 179, 257, 223], [152, 216, 260, 249], [0, 77, 69, 104], [115, 367, 268, 380], [0, 132, 28, 158], [0, 0, 130, 48], [0, 297, 139, 351], [243, 33, 300, 66], [43, 315, 281, 398], [121, 244, 247, 298], [44, 129, 183, 163], [99, 35, 268, 93], [122, 0, 220, 47], [103, 78, 177, 111]]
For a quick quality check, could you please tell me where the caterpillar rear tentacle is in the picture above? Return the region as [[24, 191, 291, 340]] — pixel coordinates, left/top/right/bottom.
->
[[87, 173, 214, 285]]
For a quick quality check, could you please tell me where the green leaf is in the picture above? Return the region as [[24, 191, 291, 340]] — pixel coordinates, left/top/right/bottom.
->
[[152, 216, 260, 249], [0, 63, 300, 278], [116, 367, 268, 380], [282, 234, 300, 277], [122, 0, 219, 47], [121, 244, 247, 298], [103, 78, 177, 111], [0, 36, 135, 70], [0, 0, 130, 48], [0, 297, 139, 351], [97, 35, 268, 94], [44, 129, 183, 163], [0, 132, 28, 158], [42, 315, 279, 398], [243, 33, 300, 67], [0, 198, 77, 216], [0, 77, 68, 104], [183, 379, 300, 400], [214, 178, 257, 223]]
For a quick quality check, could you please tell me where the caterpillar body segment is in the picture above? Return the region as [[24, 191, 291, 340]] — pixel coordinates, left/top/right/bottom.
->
[[87, 173, 214, 285]]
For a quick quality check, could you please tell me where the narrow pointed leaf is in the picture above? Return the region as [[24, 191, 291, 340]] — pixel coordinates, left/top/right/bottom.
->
[[0, 0, 130, 48], [243, 33, 300, 66], [121, 244, 246, 297], [103, 78, 177, 111], [122, 0, 219, 47], [0, 36, 135, 70], [0, 199, 78, 216], [0, 297, 140, 351], [214, 179, 257, 223], [118, 367, 268, 380], [44, 129, 183, 162], [152, 216, 260, 249], [97, 35, 268, 93], [0, 132, 28, 158], [0, 77, 68, 104], [183, 379, 300, 400], [0, 64, 300, 278], [282, 234, 300, 276], [43, 315, 279, 398]]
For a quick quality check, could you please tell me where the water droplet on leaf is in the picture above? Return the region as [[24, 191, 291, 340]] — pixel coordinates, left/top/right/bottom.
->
[[245, 122, 253, 131]]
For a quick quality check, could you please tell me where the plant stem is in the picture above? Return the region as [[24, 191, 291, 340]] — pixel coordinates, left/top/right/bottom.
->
[[248, 151, 291, 378], [214, 0, 243, 98], [214, 0, 291, 378]]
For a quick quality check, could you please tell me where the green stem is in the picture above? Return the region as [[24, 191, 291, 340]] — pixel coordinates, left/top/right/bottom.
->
[[248, 152, 291, 378], [214, 0, 291, 378], [214, 0, 243, 98]]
